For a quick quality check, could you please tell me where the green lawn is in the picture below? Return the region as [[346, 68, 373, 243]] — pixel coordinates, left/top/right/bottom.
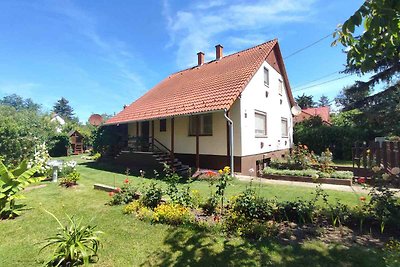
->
[[0, 156, 387, 266]]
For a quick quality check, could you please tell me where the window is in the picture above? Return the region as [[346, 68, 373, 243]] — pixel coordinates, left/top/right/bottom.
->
[[278, 79, 283, 95], [255, 111, 267, 137], [189, 114, 213, 136], [159, 119, 166, 132], [281, 118, 288, 137], [264, 67, 269, 86]]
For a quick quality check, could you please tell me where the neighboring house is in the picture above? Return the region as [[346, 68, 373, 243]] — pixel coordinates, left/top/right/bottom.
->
[[105, 39, 297, 175], [50, 114, 66, 133], [68, 130, 84, 155], [294, 106, 331, 125]]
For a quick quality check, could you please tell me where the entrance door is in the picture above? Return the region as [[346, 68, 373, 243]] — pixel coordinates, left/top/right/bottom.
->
[[141, 121, 150, 151]]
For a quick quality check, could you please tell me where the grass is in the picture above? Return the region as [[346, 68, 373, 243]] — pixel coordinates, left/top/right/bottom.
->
[[333, 160, 354, 167], [0, 155, 388, 266]]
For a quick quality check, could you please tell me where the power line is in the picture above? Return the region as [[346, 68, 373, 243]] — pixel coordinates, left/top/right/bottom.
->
[[292, 74, 355, 93], [284, 33, 333, 60], [293, 69, 343, 89]]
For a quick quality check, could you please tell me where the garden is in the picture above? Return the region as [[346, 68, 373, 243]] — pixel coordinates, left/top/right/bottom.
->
[[1, 144, 400, 266]]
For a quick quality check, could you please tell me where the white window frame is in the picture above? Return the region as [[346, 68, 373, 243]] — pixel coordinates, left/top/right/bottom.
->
[[264, 67, 269, 87], [278, 79, 283, 95], [255, 111, 267, 137], [281, 117, 288, 138], [189, 114, 213, 136]]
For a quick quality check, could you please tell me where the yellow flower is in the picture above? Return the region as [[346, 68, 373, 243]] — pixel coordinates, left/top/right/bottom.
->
[[223, 166, 231, 174], [366, 149, 371, 154], [218, 169, 223, 175]]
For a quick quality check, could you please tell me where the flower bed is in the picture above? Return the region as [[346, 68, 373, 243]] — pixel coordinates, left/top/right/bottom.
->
[[262, 167, 353, 185]]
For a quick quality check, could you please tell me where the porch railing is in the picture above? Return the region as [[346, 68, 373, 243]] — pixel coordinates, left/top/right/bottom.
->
[[127, 136, 171, 154]]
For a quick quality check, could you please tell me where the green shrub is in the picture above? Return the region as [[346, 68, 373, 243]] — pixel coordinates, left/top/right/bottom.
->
[[0, 160, 43, 219], [152, 203, 194, 225], [41, 211, 103, 266], [108, 181, 138, 206], [59, 170, 80, 187], [201, 195, 218, 215], [48, 134, 69, 157], [262, 167, 353, 179], [141, 182, 163, 209]]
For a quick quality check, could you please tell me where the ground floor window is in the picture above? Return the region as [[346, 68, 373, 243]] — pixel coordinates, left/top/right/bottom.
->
[[189, 114, 213, 136], [281, 117, 288, 137], [255, 111, 267, 137]]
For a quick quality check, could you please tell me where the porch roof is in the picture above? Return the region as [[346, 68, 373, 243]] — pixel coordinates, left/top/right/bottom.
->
[[105, 39, 295, 125]]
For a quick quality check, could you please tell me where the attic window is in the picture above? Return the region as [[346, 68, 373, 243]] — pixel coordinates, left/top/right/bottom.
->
[[279, 79, 283, 95], [189, 114, 213, 136], [264, 67, 269, 87], [160, 119, 166, 132]]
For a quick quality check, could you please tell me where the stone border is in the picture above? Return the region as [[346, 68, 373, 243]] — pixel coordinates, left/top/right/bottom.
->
[[262, 174, 352, 186]]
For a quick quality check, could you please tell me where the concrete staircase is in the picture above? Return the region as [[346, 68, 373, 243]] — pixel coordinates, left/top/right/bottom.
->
[[114, 150, 190, 177]]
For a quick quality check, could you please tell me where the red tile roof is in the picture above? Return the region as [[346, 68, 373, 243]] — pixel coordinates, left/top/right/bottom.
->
[[294, 106, 331, 125], [106, 39, 295, 125]]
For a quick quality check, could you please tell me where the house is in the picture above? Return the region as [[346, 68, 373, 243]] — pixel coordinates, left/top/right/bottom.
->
[[68, 129, 84, 155], [105, 39, 297, 176], [50, 113, 66, 133], [294, 106, 331, 125]]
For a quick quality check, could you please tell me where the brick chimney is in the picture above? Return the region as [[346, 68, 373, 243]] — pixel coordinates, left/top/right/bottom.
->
[[215, 44, 223, 60], [197, 52, 205, 66]]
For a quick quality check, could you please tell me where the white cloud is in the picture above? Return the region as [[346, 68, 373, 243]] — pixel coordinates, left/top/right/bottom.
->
[[163, 0, 317, 67]]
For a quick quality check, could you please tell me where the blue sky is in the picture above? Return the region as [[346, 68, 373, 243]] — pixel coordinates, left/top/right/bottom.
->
[[0, 0, 367, 121]]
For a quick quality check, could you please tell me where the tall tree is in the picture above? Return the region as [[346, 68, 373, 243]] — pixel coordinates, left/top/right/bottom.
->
[[333, 0, 400, 91], [295, 93, 315, 109], [335, 85, 371, 110], [318, 95, 331, 107], [53, 97, 74, 120], [0, 94, 41, 111]]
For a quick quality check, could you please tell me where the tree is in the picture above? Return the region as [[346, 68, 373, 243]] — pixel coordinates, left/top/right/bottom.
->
[[0, 94, 41, 111], [333, 0, 400, 91], [335, 85, 371, 110], [318, 95, 331, 107], [295, 93, 315, 109], [53, 97, 74, 120]]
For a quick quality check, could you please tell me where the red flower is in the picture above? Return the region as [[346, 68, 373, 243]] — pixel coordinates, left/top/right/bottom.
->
[[360, 196, 366, 201], [108, 191, 114, 197], [206, 170, 217, 177], [124, 178, 129, 184], [358, 177, 366, 184]]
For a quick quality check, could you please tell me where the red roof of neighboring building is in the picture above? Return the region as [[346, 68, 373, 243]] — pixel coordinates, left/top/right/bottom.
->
[[106, 39, 295, 125], [294, 106, 331, 125]]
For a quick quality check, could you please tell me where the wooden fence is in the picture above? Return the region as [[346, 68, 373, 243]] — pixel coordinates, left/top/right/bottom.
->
[[352, 141, 400, 186]]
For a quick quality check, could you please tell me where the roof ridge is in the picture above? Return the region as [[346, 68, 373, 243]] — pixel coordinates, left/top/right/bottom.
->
[[169, 38, 278, 77]]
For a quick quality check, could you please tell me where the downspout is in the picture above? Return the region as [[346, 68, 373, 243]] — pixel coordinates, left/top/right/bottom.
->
[[224, 109, 234, 176]]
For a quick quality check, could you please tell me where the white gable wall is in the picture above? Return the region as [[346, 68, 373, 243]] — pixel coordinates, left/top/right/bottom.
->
[[239, 60, 293, 157]]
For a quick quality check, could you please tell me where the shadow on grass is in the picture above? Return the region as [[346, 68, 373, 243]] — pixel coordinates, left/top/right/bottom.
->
[[140, 226, 386, 267]]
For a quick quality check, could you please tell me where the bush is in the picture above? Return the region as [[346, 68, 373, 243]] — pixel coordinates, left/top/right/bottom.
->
[[262, 167, 353, 180], [141, 183, 163, 209], [59, 170, 80, 187], [108, 181, 138, 206], [201, 195, 218, 215], [41, 211, 103, 266], [48, 134, 69, 157], [152, 203, 194, 225]]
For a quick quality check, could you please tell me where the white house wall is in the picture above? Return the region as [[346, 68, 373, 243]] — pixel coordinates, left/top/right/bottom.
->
[[240, 60, 293, 157], [127, 105, 241, 156]]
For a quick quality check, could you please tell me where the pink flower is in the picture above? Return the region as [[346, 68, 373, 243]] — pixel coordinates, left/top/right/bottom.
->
[[115, 187, 121, 193], [108, 191, 114, 197], [358, 177, 366, 184]]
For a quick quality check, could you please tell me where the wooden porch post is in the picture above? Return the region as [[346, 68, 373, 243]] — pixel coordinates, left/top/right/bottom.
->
[[136, 121, 140, 150], [196, 115, 200, 170], [226, 111, 231, 167], [151, 120, 155, 151], [171, 117, 175, 168]]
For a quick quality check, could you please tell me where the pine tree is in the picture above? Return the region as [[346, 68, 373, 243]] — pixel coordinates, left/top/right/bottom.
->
[[53, 97, 74, 120], [318, 95, 331, 107]]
